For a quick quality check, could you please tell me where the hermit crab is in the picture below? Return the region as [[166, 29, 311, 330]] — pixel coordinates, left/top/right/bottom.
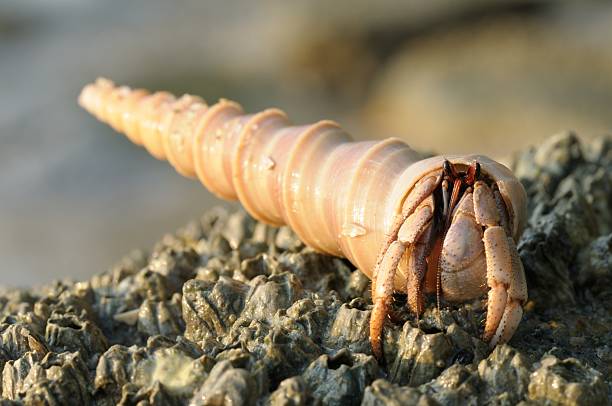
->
[[79, 78, 528, 359]]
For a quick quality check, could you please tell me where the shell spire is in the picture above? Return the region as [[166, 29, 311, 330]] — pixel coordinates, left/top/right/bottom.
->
[[79, 78, 429, 279]]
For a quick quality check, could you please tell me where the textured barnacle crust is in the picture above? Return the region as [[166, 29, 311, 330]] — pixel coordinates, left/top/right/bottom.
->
[[0, 134, 610, 404]]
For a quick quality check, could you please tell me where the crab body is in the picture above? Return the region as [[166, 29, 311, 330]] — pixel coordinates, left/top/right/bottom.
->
[[79, 78, 528, 359]]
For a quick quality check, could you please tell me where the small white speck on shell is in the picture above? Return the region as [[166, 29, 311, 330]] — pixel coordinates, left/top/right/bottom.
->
[[262, 156, 276, 170], [341, 223, 367, 238]]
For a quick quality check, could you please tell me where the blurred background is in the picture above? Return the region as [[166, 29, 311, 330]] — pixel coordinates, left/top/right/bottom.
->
[[1, 0, 611, 287]]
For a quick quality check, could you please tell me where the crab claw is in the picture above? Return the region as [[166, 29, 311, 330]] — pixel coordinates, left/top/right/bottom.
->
[[474, 181, 527, 346]]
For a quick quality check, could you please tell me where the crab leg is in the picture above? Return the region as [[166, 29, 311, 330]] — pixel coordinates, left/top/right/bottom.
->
[[370, 241, 404, 359], [373, 174, 440, 286], [398, 196, 435, 316], [474, 181, 527, 346], [404, 221, 434, 317], [370, 192, 436, 359], [493, 236, 527, 345]]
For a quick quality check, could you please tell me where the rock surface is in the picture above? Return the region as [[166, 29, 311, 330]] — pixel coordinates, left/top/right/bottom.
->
[[0, 133, 610, 404]]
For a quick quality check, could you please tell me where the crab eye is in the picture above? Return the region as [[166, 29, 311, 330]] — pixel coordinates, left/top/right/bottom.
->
[[443, 160, 452, 176]]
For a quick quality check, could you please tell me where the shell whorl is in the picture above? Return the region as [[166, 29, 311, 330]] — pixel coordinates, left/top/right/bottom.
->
[[83, 78, 520, 281]]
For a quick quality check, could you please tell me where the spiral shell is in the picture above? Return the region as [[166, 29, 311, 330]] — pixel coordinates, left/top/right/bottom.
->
[[79, 78, 526, 286]]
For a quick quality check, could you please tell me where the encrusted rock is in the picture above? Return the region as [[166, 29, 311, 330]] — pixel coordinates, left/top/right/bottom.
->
[[516, 132, 610, 308], [2, 351, 45, 399], [45, 313, 108, 365], [221, 210, 257, 250], [528, 355, 607, 405], [94, 336, 209, 404], [276, 250, 353, 297], [424, 364, 481, 405], [117, 381, 179, 406], [361, 379, 434, 406], [5, 351, 90, 404], [0, 134, 610, 404], [189, 360, 257, 406], [300, 350, 380, 405], [267, 376, 311, 405], [385, 321, 454, 386], [182, 277, 250, 343], [477, 345, 531, 404], [239, 273, 304, 325], [325, 300, 371, 354], [0, 323, 48, 360], [574, 233, 612, 288], [137, 293, 185, 339]]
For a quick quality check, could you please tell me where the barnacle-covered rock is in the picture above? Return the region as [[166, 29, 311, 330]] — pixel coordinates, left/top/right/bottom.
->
[[94, 344, 147, 401], [515, 132, 611, 308], [2, 351, 44, 399], [33, 282, 96, 324], [183, 271, 306, 347], [4, 351, 90, 404], [221, 210, 257, 250], [182, 277, 250, 343], [300, 350, 380, 405], [528, 355, 607, 405], [371, 303, 491, 391], [518, 189, 595, 306], [361, 379, 433, 406], [148, 242, 200, 294], [477, 345, 531, 404], [257, 325, 321, 387], [324, 299, 370, 354], [574, 233, 612, 288], [94, 337, 209, 404], [0, 290, 37, 319], [239, 253, 274, 280], [45, 313, 108, 365], [276, 250, 353, 297], [189, 360, 257, 406], [267, 376, 311, 405], [240, 273, 304, 324], [515, 132, 585, 200], [0, 323, 48, 360], [275, 297, 331, 344], [117, 382, 179, 406], [1, 133, 610, 405], [384, 321, 454, 386], [137, 293, 184, 339], [424, 364, 481, 405]]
